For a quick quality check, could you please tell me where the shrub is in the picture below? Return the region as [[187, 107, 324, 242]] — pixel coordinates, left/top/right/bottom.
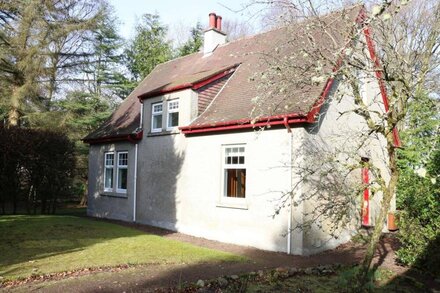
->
[[0, 127, 75, 214], [396, 149, 440, 274]]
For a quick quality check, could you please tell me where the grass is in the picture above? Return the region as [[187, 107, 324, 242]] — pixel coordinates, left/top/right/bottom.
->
[[0, 214, 245, 281], [189, 267, 428, 293]]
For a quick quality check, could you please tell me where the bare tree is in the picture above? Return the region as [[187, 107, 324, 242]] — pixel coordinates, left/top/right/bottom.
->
[[250, 0, 439, 286]]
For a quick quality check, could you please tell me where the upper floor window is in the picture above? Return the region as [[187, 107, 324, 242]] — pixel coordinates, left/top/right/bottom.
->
[[167, 100, 179, 130], [151, 102, 163, 133], [223, 145, 246, 198]]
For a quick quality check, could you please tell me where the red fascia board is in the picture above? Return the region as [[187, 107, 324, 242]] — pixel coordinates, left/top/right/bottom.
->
[[138, 83, 193, 100], [138, 65, 238, 100], [307, 77, 336, 122], [180, 115, 308, 135], [83, 135, 130, 145], [192, 68, 234, 90], [83, 130, 143, 145], [180, 112, 306, 131], [363, 26, 401, 147]]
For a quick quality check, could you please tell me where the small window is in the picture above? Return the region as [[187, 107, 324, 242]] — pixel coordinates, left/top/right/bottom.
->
[[223, 146, 246, 198], [151, 102, 163, 133], [104, 152, 114, 192], [116, 152, 128, 193], [167, 100, 179, 130]]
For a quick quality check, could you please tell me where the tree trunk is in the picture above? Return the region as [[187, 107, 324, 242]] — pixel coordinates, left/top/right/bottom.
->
[[8, 85, 21, 127], [357, 133, 399, 286], [79, 178, 88, 207]]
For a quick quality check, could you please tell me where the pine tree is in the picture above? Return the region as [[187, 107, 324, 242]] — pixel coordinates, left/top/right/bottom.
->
[[125, 13, 172, 89], [177, 22, 203, 57]]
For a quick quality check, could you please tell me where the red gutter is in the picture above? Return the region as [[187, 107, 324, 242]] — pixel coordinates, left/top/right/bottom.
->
[[180, 112, 307, 134], [84, 130, 143, 145], [180, 116, 308, 134], [138, 65, 238, 100], [363, 26, 401, 147], [283, 116, 292, 133]]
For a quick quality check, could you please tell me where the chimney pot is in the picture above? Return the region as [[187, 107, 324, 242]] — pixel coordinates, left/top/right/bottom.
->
[[216, 15, 222, 31], [209, 12, 216, 28]]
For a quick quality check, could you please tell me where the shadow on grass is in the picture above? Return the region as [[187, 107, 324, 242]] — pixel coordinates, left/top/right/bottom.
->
[[378, 233, 440, 292], [0, 215, 152, 278]]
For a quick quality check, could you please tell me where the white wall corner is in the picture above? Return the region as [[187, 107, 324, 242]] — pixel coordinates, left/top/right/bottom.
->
[[203, 29, 226, 55]]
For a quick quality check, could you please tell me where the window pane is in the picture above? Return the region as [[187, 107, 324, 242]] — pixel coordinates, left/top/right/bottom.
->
[[232, 156, 238, 164], [168, 112, 179, 128], [105, 153, 114, 166], [239, 156, 244, 164], [153, 114, 162, 129], [105, 168, 113, 189], [118, 152, 128, 166], [118, 168, 127, 190], [226, 169, 246, 198], [153, 103, 162, 113], [168, 100, 179, 110]]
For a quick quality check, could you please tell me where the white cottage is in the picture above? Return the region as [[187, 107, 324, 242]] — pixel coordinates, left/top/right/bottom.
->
[[84, 6, 396, 255]]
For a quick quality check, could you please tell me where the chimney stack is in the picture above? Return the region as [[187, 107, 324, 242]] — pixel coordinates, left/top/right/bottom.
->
[[203, 12, 226, 55], [216, 15, 222, 31], [209, 12, 216, 28]]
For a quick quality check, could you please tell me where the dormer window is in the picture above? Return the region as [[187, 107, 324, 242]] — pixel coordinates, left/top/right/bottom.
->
[[151, 102, 163, 133], [166, 99, 179, 130]]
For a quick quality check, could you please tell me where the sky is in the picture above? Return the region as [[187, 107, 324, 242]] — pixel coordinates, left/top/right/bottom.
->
[[109, 0, 262, 41]]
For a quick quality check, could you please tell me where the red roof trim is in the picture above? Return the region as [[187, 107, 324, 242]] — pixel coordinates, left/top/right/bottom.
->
[[138, 64, 239, 100], [363, 26, 401, 147], [180, 113, 308, 134], [83, 130, 143, 145]]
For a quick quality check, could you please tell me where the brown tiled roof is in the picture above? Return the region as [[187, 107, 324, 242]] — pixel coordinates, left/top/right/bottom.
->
[[83, 88, 142, 142], [85, 5, 362, 141]]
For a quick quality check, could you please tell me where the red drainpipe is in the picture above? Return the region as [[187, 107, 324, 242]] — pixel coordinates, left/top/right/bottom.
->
[[361, 157, 370, 226]]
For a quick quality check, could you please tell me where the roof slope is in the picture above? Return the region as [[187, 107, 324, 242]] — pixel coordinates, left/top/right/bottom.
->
[[85, 5, 362, 142]]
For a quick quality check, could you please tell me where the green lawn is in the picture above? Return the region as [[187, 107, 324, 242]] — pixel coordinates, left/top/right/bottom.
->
[[0, 215, 244, 281]]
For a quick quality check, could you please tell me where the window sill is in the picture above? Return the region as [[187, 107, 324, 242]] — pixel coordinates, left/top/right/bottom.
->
[[147, 130, 180, 137], [216, 200, 248, 210], [101, 192, 128, 198]]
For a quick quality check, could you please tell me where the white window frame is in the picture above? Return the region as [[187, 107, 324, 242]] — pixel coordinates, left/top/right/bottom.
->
[[166, 99, 179, 131], [218, 144, 247, 209], [116, 151, 128, 194], [103, 152, 114, 192], [151, 102, 163, 133]]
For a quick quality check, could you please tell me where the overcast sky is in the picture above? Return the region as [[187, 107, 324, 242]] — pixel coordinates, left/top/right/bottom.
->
[[108, 0, 263, 41]]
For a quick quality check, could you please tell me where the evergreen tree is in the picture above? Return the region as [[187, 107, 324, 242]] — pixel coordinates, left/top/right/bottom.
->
[[125, 13, 172, 87], [177, 22, 203, 57], [0, 0, 105, 126]]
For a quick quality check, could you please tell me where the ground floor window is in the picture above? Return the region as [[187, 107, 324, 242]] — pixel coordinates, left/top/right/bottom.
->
[[103, 151, 128, 194], [223, 145, 246, 198], [116, 152, 128, 193], [104, 152, 114, 192]]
